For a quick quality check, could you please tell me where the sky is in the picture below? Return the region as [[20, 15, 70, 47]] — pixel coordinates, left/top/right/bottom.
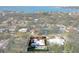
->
[[0, 6, 79, 13], [0, 0, 79, 6]]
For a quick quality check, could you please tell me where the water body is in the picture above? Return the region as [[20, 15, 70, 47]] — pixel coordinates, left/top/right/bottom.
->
[[0, 6, 79, 13]]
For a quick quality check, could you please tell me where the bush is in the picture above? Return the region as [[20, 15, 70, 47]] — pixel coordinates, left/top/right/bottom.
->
[[64, 42, 74, 53], [48, 44, 64, 53]]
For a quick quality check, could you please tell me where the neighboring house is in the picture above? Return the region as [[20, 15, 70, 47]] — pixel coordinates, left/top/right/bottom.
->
[[30, 29, 36, 35], [47, 36, 65, 45], [66, 26, 77, 32], [18, 28, 28, 32], [0, 28, 8, 33], [76, 28, 79, 32], [75, 26, 79, 32], [0, 39, 9, 49], [56, 24, 66, 33], [7, 26, 16, 33], [0, 29, 4, 32], [9, 28, 16, 32], [34, 19, 39, 22]]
